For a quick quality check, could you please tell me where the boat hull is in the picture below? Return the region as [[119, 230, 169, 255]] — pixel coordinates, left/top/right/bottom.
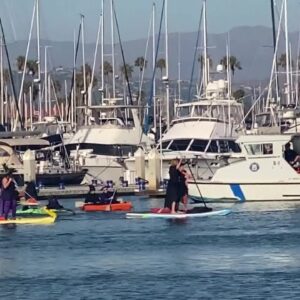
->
[[0, 209, 56, 224], [189, 181, 300, 201], [81, 202, 133, 212]]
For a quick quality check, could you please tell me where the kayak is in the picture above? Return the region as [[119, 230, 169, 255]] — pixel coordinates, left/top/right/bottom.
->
[[81, 201, 133, 212], [0, 209, 57, 225], [16, 207, 75, 216], [126, 209, 231, 219]]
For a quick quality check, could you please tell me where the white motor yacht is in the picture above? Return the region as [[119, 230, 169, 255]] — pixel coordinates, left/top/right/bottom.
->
[[65, 98, 155, 184], [188, 133, 300, 201]]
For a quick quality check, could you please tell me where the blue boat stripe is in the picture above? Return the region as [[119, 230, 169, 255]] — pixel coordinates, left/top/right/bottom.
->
[[230, 184, 246, 202]]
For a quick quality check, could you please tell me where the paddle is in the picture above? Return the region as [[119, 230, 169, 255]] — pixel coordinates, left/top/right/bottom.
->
[[106, 189, 117, 212], [186, 160, 208, 208]]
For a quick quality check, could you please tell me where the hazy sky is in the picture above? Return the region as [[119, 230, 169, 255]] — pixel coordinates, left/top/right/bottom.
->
[[1, 0, 300, 43]]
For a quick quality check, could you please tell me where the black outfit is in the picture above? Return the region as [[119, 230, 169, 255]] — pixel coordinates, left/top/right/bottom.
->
[[47, 198, 64, 209], [284, 149, 298, 164], [25, 181, 38, 200], [178, 172, 188, 199], [164, 165, 180, 210]]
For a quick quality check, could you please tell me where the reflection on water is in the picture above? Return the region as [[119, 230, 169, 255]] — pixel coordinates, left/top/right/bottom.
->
[[0, 198, 300, 299]]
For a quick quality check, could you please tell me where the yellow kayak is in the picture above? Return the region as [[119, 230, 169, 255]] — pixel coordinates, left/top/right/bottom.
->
[[0, 208, 57, 225]]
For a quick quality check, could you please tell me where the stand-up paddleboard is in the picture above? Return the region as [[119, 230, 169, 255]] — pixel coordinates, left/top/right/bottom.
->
[[126, 209, 231, 219], [0, 209, 57, 225]]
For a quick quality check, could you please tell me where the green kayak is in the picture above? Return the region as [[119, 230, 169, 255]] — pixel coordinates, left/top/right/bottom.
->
[[17, 207, 75, 216]]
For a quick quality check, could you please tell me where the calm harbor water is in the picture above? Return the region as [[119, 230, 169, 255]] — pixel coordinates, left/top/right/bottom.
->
[[1, 198, 300, 300]]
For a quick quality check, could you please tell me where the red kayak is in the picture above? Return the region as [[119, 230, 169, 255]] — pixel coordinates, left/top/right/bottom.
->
[[81, 201, 133, 212]]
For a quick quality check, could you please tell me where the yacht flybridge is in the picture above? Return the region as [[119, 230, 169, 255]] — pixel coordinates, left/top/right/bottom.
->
[[157, 79, 244, 179], [188, 133, 300, 202]]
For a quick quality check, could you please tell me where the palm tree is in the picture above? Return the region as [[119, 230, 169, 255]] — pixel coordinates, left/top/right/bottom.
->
[[26, 60, 38, 76], [277, 53, 295, 69], [135, 56, 147, 83], [198, 55, 213, 69], [233, 89, 245, 100], [156, 58, 166, 78], [103, 61, 113, 78], [135, 56, 147, 73], [220, 55, 242, 75], [77, 63, 97, 92], [16, 56, 26, 72], [120, 64, 134, 80]]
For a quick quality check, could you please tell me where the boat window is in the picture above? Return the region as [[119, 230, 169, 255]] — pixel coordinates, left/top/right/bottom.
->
[[218, 140, 229, 153], [206, 140, 218, 153], [228, 141, 241, 153], [168, 139, 191, 151], [194, 105, 209, 117], [218, 140, 241, 153], [189, 139, 208, 152], [177, 107, 190, 118], [245, 143, 273, 155], [157, 141, 171, 150], [66, 143, 138, 157]]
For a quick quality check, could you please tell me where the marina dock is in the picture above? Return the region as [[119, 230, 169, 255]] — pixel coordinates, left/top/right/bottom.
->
[[30, 184, 166, 200]]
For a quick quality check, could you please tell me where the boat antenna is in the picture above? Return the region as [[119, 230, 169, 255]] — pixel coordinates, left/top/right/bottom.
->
[[66, 22, 82, 122], [144, 0, 166, 133], [188, 5, 203, 101], [0, 18, 24, 130], [112, 0, 133, 105]]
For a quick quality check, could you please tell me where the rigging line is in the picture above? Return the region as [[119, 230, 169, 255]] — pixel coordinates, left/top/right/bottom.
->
[[112, 0, 133, 106], [188, 5, 203, 101], [144, 0, 166, 133], [0, 18, 23, 129], [66, 22, 82, 121]]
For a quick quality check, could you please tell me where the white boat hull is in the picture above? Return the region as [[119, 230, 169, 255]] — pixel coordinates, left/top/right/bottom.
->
[[188, 181, 300, 202]]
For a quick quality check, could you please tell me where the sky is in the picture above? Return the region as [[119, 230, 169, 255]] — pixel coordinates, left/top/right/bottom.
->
[[1, 0, 300, 43]]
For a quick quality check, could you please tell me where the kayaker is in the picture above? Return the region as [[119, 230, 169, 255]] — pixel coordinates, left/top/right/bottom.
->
[[46, 198, 64, 210], [25, 181, 39, 201], [1, 171, 18, 220], [164, 158, 182, 213]]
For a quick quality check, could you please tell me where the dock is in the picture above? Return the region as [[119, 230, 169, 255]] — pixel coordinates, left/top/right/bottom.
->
[[27, 184, 165, 200]]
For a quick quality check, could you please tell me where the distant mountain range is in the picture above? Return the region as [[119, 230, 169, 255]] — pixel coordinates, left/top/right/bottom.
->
[[4, 26, 299, 87]]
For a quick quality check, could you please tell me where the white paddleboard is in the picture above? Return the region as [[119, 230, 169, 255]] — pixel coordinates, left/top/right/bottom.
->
[[126, 209, 231, 219]]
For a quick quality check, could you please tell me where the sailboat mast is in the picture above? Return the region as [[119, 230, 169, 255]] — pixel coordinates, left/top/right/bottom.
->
[[81, 14, 87, 124], [110, 0, 116, 99], [36, 0, 42, 122], [165, 0, 170, 130], [284, 0, 291, 105], [101, 0, 104, 103], [152, 3, 156, 131], [203, 0, 208, 93], [270, 0, 279, 98]]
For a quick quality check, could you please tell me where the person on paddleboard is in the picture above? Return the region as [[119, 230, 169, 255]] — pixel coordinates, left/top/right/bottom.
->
[[164, 158, 182, 214], [178, 163, 191, 212], [1, 171, 18, 220]]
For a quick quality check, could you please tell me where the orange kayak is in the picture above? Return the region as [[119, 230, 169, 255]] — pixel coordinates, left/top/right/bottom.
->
[[81, 201, 133, 212]]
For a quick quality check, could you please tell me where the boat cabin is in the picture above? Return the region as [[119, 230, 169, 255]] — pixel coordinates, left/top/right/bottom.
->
[[235, 133, 300, 174]]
